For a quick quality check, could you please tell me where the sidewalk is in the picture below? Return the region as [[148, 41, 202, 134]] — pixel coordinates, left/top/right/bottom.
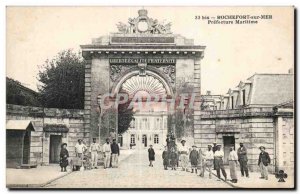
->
[[7, 149, 136, 188], [211, 168, 294, 189], [6, 165, 71, 188]]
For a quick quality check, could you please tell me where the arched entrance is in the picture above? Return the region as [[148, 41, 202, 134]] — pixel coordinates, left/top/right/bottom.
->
[[111, 70, 173, 149]]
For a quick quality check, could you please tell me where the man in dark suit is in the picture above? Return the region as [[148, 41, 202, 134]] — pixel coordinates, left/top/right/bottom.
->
[[258, 146, 271, 180], [237, 142, 249, 178]]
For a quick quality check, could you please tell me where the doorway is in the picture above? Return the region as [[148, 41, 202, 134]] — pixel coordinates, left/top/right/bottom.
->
[[223, 136, 235, 165], [22, 131, 30, 164], [142, 135, 147, 147], [49, 135, 62, 163]]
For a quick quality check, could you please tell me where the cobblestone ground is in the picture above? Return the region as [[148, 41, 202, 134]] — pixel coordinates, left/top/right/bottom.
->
[[44, 149, 231, 188]]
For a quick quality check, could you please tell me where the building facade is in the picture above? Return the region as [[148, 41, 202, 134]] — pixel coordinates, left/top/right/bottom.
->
[[197, 73, 294, 173], [120, 111, 168, 149]]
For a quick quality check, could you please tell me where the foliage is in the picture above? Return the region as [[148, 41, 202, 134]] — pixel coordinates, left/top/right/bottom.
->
[[38, 49, 85, 109], [102, 100, 134, 137], [6, 77, 41, 106]]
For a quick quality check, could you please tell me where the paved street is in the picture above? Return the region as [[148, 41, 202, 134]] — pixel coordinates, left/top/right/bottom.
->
[[44, 148, 231, 188]]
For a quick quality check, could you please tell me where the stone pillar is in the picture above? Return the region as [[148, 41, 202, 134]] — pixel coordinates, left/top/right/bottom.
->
[[193, 56, 203, 147], [84, 59, 92, 143]]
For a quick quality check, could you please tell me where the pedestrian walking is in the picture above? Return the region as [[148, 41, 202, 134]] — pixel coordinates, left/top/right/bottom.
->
[[102, 138, 111, 169], [148, 145, 155, 167], [189, 145, 199, 174], [59, 143, 69, 172], [111, 139, 120, 168], [75, 139, 87, 159], [162, 146, 169, 170], [89, 138, 100, 169], [170, 147, 178, 170], [228, 147, 238, 183], [214, 144, 227, 181], [237, 142, 249, 178], [178, 139, 189, 171], [258, 146, 271, 180], [202, 145, 214, 179]]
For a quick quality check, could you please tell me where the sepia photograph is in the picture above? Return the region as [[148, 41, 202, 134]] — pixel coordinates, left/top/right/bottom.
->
[[5, 6, 295, 189]]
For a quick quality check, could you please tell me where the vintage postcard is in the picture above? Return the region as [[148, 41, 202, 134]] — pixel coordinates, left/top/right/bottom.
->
[[6, 6, 295, 189]]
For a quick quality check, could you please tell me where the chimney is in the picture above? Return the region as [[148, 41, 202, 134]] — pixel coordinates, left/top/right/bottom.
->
[[206, 91, 211, 95], [288, 68, 294, 74]]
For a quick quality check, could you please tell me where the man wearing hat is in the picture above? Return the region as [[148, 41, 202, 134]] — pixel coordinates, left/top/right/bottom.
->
[[178, 139, 189, 171], [75, 139, 87, 159], [89, 138, 100, 169], [258, 146, 271, 180], [237, 142, 249, 178], [201, 145, 214, 178], [102, 138, 112, 169], [214, 144, 227, 181]]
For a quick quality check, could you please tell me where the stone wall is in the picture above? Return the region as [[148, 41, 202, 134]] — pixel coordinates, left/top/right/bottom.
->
[[196, 107, 279, 172], [6, 104, 84, 165]]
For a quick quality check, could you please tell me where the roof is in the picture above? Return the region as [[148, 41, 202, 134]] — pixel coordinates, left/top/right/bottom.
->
[[248, 74, 294, 105], [6, 120, 35, 131]]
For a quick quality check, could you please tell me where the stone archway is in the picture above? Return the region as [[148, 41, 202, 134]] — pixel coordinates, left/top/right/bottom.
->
[[81, 9, 205, 145]]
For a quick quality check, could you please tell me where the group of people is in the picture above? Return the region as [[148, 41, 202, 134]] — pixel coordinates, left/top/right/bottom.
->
[[59, 137, 120, 172], [148, 139, 271, 184]]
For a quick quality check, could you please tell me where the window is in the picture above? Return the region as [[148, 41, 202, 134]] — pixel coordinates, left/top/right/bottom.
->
[[130, 134, 135, 144], [142, 135, 147, 143], [231, 96, 234, 109], [130, 118, 135, 128], [242, 90, 246, 106], [154, 134, 159, 144]]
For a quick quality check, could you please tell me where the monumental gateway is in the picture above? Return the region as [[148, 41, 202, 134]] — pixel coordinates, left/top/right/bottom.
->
[[81, 9, 205, 145]]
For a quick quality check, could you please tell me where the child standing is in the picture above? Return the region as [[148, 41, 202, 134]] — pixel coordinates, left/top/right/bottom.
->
[[162, 146, 169, 170], [59, 143, 69, 172], [148, 145, 155, 167], [170, 147, 178, 170], [189, 145, 199, 173]]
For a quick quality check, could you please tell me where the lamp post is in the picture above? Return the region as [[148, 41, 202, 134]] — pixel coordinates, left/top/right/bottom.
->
[[97, 95, 102, 144]]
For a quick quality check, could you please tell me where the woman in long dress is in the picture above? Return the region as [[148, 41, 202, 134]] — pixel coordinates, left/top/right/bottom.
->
[[60, 143, 69, 172]]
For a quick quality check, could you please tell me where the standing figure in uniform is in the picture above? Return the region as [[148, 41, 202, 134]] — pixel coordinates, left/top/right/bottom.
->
[[178, 139, 189, 171], [189, 145, 199, 174], [162, 146, 169, 170], [59, 143, 69, 172], [228, 147, 238, 183], [170, 147, 178, 170], [258, 146, 271, 180], [214, 144, 227, 181], [237, 142, 249, 178], [202, 145, 214, 179], [89, 138, 100, 169], [111, 139, 120, 168], [102, 138, 111, 169], [148, 145, 155, 167]]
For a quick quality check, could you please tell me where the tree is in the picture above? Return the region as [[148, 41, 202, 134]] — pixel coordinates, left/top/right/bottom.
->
[[6, 77, 41, 106], [38, 49, 85, 109]]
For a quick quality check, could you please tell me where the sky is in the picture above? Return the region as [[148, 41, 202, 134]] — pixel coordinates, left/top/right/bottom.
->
[[6, 6, 294, 95]]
